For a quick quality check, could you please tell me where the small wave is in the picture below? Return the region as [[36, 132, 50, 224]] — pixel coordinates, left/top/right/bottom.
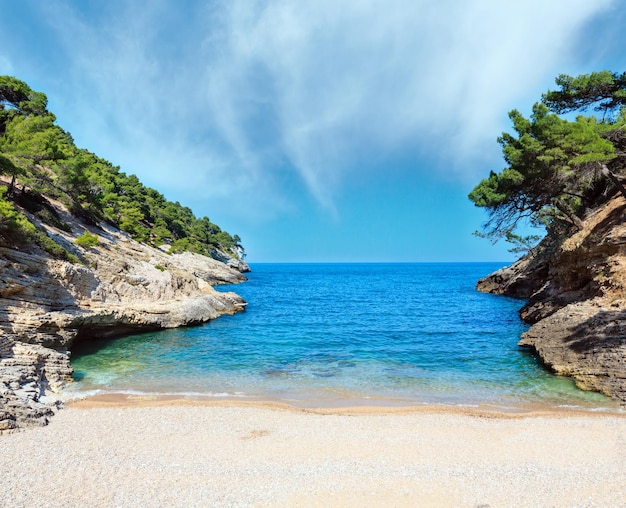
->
[[59, 388, 248, 401]]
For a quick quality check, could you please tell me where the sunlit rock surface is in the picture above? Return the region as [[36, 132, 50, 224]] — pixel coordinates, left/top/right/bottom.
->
[[0, 196, 248, 431], [478, 196, 626, 404]]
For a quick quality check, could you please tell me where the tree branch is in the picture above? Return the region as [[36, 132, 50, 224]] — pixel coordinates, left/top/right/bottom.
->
[[601, 164, 626, 201], [554, 200, 583, 230]]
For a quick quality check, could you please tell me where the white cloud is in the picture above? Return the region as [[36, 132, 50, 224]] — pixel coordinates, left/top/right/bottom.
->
[[39, 0, 614, 217], [197, 0, 615, 204]]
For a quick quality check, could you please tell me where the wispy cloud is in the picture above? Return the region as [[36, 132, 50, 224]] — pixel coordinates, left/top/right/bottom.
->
[[205, 0, 614, 193], [35, 0, 613, 217]]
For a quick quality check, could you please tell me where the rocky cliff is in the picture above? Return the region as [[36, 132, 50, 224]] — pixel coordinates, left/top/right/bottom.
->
[[478, 195, 626, 404], [0, 195, 249, 432]]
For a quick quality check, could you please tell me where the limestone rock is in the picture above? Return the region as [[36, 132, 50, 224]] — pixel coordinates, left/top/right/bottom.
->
[[519, 301, 626, 403], [210, 247, 251, 273], [0, 194, 248, 429], [0, 334, 71, 432], [478, 196, 626, 404], [476, 253, 549, 299]]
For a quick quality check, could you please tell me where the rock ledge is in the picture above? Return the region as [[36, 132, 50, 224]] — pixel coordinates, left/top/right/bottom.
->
[[1, 197, 249, 431], [478, 196, 626, 404]]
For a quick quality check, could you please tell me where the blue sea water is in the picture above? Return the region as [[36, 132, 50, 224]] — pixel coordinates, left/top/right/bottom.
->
[[69, 263, 618, 410]]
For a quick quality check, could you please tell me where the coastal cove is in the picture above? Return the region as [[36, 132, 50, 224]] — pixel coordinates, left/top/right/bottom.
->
[[68, 263, 620, 411]]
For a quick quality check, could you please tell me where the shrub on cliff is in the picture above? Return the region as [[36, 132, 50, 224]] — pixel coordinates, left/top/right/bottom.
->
[[75, 230, 99, 247], [0, 187, 77, 262], [0, 186, 31, 240]]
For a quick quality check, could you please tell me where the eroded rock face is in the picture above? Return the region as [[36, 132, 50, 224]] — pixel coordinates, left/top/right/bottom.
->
[[0, 334, 72, 432], [0, 198, 249, 430], [478, 196, 626, 404], [518, 302, 626, 403], [476, 253, 549, 299]]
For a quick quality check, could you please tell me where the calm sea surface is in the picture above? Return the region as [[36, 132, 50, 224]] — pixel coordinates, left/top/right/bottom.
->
[[69, 263, 619, 410]]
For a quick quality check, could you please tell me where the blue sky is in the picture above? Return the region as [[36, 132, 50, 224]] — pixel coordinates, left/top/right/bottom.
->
[[2, 0, 626, 262]]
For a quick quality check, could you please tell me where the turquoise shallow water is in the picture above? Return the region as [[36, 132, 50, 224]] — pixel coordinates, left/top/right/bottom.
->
[[69, 263, 619, 410]]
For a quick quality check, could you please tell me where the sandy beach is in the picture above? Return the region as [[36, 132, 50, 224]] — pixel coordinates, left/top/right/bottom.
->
[[0, 399, 625, 507]]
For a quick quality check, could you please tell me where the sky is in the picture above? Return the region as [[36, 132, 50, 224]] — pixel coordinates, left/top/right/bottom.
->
[[2, 0, 626, 263]]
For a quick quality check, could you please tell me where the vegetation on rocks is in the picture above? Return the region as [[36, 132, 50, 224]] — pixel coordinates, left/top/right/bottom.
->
[[75, 230, 99, 247], [0, 76, 243, 260], [469, 70, 626, 250]]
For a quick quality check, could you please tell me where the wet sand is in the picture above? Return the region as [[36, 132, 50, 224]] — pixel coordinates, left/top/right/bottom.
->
[[1, 397, 625, 507]]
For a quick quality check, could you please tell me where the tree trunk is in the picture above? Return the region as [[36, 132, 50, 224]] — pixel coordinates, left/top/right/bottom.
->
[[555, 201, 583, 230], [601, 164, 626, 201], [8, 174, 15, 198]]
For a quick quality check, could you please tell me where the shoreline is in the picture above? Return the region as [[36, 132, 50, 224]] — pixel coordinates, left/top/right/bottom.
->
[[66, 391, 626, 419]]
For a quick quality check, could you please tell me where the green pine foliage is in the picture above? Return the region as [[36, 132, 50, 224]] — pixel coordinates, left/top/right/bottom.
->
[[542, 71, 626, 116], [0, 76, 242, 260], [0, 186, 77, 262], [470, 70, 626, 250]]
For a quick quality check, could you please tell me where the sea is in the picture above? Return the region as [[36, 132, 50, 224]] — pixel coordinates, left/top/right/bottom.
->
[[68, 263, 621, 411]]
